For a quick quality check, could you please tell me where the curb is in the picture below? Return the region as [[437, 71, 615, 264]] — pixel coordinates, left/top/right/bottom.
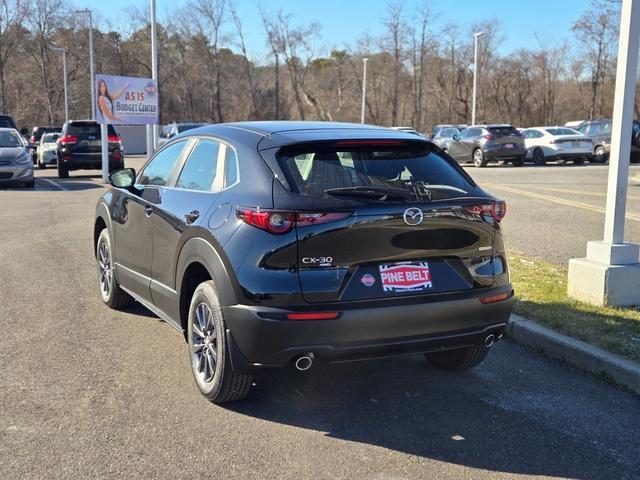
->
[[506, 314, 640, 396]]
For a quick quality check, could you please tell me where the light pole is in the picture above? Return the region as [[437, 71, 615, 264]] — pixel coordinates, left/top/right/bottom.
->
[[471, 31, 484, 126], [74, 9, 95, 119], [360, 58, 368, 124], [146, 0, 159, 157], [51, 46, 69, 125]]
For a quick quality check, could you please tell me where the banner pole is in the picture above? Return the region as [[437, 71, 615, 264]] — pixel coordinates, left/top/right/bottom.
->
[[101, 124, 109, 182]]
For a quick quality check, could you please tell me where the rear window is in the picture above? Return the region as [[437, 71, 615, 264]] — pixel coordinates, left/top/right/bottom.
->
[[177, 124, 203, 133], [488, 126, 520, 137], [67, 122, 116, 138], [278, 145, 473, 200], [545, 128, 580, 136]]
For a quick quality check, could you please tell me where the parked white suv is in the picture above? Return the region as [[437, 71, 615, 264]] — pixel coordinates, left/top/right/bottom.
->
[[521, 127, 593, 165]]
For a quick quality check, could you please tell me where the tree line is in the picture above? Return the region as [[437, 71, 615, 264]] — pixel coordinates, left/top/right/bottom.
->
[[0, 0, 627, 132]]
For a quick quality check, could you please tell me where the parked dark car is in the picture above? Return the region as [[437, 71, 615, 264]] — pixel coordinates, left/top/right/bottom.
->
[[95, 121, 514, 403], [158, 122, 206, 146], [576, 119, 640, 163], [447, 124, 526, 167], [28, 126, 61, 164], [430, 124, 467, 140], [56, 120, 124, 178], [0, 114, 17, 130]]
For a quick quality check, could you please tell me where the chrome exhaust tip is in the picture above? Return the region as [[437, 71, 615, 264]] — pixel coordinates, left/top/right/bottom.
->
[[484, 334, 496, 348], [295, 353, 314, 371]]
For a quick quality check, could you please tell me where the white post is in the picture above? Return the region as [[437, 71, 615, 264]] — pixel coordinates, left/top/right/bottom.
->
[[567, 0, 640, 307], [100, 124, 108, 182], [472, 32, 483, 126], [360, 58, 368, 124], [88, 10, 95, 120]]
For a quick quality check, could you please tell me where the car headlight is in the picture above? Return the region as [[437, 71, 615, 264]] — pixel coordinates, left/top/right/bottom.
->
[[15, 152, 31, 164]]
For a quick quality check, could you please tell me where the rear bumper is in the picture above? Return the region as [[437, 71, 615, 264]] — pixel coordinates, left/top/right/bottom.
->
[[223, 285, 514, 370], [484, 148, 526, 161], [59, 154, 124, 170]]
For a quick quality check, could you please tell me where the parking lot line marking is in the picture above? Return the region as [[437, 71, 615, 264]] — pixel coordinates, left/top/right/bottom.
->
[[39, 177, 68, 191], [486, 184, 640, 222], [521, 185, 640, 201]]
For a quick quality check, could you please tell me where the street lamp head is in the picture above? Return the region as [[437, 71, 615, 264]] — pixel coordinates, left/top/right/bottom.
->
[[474, 31, 485, 38], [363, 57, 369, 63]]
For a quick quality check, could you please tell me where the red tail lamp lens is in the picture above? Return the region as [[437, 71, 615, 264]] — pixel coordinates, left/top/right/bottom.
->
[[479, 292, 510, 304], [464, 201, 507, 222]]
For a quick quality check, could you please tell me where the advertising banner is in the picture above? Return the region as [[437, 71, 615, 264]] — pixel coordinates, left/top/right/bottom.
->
[[96, 74, 159, 125]]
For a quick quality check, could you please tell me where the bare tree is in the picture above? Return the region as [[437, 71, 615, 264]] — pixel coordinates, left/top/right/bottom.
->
[[0, 0, 27, 112]]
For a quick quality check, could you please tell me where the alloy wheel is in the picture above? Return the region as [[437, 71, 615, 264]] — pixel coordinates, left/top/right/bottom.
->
[[473, 149, 484, 167], [97, 241, 112, 300], [191, 303, 217, 383]]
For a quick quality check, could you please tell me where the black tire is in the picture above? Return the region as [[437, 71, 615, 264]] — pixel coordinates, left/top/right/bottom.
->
[[96, 229, 134, 309], [425, 345, 490, 371], [57, 163, 69, 178], [593, 146, 607, 163], [532, 148, 545, 166], [472, 148, 487, 167], [512, 156, 525, 167], [573, 157, 586, 165], [187, 281, 253, 403]]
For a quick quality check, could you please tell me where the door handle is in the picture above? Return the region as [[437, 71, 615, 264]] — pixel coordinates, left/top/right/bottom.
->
[[184, 210, 200, 224], [144, 206, 153, 217]]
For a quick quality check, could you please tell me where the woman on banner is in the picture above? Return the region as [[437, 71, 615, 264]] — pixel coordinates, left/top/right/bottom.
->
[[97, 79, 129, 123]]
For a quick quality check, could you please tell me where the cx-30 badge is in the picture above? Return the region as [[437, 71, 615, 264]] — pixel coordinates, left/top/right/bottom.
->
[[403, 207, 424, 226]]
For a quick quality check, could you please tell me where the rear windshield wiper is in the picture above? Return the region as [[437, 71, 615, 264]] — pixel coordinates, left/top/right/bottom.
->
[[324, 185, 414, 201]]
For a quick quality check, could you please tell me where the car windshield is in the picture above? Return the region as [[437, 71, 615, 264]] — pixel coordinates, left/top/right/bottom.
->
[[546, 128, 580, 136], [43, 134, 59, 143], [278, 145, 473, 201], [0, 131, 23, 147]]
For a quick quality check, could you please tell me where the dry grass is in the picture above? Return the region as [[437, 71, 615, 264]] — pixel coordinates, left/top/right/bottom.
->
[[508, 251, 640, 362]]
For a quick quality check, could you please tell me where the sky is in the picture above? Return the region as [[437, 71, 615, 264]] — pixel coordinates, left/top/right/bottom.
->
[[74, 0, 593, 61]]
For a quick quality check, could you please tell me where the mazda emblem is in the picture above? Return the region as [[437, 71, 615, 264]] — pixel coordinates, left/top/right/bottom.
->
[[403, 207, 424, 226]]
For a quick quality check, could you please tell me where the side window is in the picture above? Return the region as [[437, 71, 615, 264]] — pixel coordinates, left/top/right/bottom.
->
[[175, 139, 220, 191], [586, 124, 601, 136], [603, 122, 612, 135], [139, 140, 188, 186], [459, 129, 470, 139], [224, 146, 239, 188]]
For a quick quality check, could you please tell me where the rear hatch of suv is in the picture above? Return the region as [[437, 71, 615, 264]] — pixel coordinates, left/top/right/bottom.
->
[[269, 139, 507, 303], [62, 121, 118, 160], [486, 126, 524, 152]]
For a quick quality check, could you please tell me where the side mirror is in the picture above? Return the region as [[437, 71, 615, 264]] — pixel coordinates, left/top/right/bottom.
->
[[109, 168, 136, 189], [452, 134, 460, 141]]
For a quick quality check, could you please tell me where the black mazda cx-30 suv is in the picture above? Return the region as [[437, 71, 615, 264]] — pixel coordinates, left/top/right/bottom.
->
[[94, 121, 514, 403]]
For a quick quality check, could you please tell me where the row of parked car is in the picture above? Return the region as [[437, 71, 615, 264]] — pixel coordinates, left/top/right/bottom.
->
[[425, 119, 640, 167]]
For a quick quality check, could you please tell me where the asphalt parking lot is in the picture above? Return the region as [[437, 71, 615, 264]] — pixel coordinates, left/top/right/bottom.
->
[[1, 159, 639, 479]]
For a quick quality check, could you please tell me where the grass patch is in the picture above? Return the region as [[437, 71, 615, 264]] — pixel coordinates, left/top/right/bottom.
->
[[508, 251, 640, 362]]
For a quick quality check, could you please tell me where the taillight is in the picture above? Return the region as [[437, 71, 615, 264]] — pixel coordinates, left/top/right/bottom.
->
[[108, 134, 121, 143], [237, 208, 352, 234], [59, 135, 78, 145], [286, 312, 340, 320], [237, 208, 294, 234], [463, 201, 507, 222], [483, 134, 493, 141]]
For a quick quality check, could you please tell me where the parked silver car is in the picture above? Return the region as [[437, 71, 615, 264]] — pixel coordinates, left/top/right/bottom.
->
[[0, 128, 34, 188], [37, 132, 60, 169], [431, 127, 461, 153]]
